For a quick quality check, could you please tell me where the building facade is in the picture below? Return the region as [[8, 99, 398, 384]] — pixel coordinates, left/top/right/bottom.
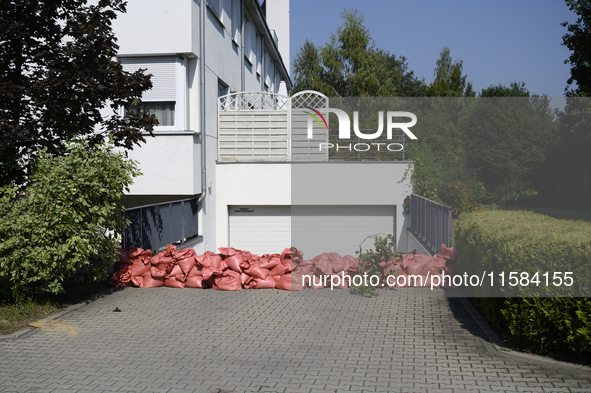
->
[[114, 0, 414, 259]]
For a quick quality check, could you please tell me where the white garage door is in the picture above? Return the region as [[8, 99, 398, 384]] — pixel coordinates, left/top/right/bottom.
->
[[229, 206, 291, 256], [228, 205, 395, 259]]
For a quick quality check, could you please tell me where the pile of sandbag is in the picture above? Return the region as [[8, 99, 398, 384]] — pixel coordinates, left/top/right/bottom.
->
[[108, 244, 458, 291]]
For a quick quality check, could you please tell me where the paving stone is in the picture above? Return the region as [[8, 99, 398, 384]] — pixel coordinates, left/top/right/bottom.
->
[[1, 288, 590, 393]]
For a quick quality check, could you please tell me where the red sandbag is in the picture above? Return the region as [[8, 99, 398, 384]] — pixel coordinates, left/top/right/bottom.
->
[[186, 265, 205, 288], [290, 247, 304, 265], [420, 257, 446, 276], [441, 244, 459, 261], [213, 270, 242, 291], [175, 248, 197, 275], [342, 255, 359, 272], [240, 272, 250, 285], [312, 253, 333, 275], [109, 265, 132, 287], [275, 274, 292, 290], [310, 274, 325, 290], [402, 253, 433, 276], [164, 264, 186, 288], [151, 246, 175, 272], [247, 275, 276, 289], [259, 254, 281, 270], [135, 270, 165, 288], [150, 266, 167, 278], [294, 259, 315, 275], [269, 261, 287, 276], [218, 247, 243, 272], [279, 248, 293, 273], [245, 266, 270, 280], [198, 253, 227, 280]]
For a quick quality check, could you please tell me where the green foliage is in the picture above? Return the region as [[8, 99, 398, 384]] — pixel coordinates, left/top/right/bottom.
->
[[0, 139, 140, 301], [427, 47, 475, 97], [292, 9, 425, 97], [439, 181, 486, 217], [562, 0, 591, 96], [455, 210, 591, 363], [0, 0, 157, 186], [351, 234, 399, 298]]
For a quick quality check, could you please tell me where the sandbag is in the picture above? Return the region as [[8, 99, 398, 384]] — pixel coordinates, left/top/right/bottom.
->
[[151, 246, 176, 272], [175, 248, 197, 275], [186, 275, 207, 288], [259, 254, 281, 270], [213, 270, 242, 291], [244, 265, 270, 280], [294, 259, 314, 275], [218, 247, 243, 273], [275, 273, 292, 290], [269, 261, 288, 276], [150, 266, 167, 278], [441, 244, 459, 261], [247, 275, 276, 289], [139, 270, 165, 288], [130, 257, 152, 277], [164, 264, 186, 288], [312, 253, 332, 275], [108, 266, 132, 287], [290, 247, 304, 265], [402, 253, 433, 276], [198, 252, 227, 280], [343, 255, 359, 272]]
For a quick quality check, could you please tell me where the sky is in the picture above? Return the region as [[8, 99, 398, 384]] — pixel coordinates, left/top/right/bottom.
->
[[289, 0, 579, 97]]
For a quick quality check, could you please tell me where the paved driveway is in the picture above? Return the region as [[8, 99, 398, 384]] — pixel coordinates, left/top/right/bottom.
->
[[1, 288, 590, 393]]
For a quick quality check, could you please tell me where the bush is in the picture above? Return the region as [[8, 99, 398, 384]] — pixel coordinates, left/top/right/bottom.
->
[[0, 140, 140, 301], [454, 210, 591, 363], [440, 180, 485, 217]]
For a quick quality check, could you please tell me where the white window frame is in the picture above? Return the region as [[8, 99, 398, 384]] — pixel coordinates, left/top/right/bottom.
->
[[119, 56, 187, 132]]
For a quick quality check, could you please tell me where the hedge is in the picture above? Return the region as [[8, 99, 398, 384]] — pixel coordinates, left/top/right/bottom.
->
[[454, 210, 591, 364]]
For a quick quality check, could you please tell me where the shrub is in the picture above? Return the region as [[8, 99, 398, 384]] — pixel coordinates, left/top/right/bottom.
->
[[0, 139, 140, 301], [455, 210, 591, 363], [440, 180, 485, 217]]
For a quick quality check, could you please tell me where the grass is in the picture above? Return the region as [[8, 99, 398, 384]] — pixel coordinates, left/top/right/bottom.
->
[[0, 280, 112, 336]]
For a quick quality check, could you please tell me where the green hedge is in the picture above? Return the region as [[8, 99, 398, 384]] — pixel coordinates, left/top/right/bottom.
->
[[454, 210, 591, 364]]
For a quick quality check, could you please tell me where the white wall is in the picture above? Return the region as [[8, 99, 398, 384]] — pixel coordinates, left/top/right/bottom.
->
[[215, 163, 291, 250], [113, 0, 199, 57], [264, 0, 290, 75], [125, 133, 202, 196]]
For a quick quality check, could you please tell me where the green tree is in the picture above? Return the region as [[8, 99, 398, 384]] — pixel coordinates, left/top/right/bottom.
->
[[0, 0, 158, 187], [562, 0, 591, 96], [460, 83, 557, 203], [0, 139, 140, 301], [428, 47, 475, 97], [292, 9, 425, 97]]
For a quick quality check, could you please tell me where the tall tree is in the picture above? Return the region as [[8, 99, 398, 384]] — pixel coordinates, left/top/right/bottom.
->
[[0, 0, 158, 187], [562, 0, 591, 96], [292, 9, 425, 97], [428, 47, 474, 97]]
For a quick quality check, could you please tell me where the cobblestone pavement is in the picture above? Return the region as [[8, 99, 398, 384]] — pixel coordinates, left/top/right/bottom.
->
[[1, 287, 590, 393]]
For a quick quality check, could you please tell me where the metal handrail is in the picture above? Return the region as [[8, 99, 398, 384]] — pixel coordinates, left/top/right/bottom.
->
[[410, 194, 452, 254]]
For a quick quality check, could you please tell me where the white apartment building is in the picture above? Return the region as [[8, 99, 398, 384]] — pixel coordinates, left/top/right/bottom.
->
[[115, 0, 414, 259]]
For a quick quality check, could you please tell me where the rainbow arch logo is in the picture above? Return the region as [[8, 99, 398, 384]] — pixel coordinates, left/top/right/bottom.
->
[[303, 106, 328, 130]]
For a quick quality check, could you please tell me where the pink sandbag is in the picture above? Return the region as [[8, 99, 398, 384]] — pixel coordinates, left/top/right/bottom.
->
[[402, 253, 433, 276], [197, 252, 227, 280], [259, 254, 281, 270], [247, 275, 276, 289], [130, 257, 152, 277], [441, 244, 459, 261], [275, 273, 292, 290], [213, 269, 242, 291], [218, 247, 243, 273], [245, 266, 270, 280], [312, 253, 333, 275], [151, 245, 176, 271], [186, 275, 206, 288], [175, 248, 197, 275], [290, 247, 304, 265], [150, 266, 167, 278], [420, 254, 447, 276], [114, 247, 136, 271], [134, 270, 165, 288], [408, 274, 431, 288], [164, 264, 186, 288], [342, 255, 359, 272], [294, 259, 315, 275], [310, 274, 325, 290], [109, 266, 132, 287]]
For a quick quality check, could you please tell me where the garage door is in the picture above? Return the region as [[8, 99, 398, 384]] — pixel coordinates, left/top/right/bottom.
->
[[229, 206, 291, 256], [292, 205, 396, 259], [228, 205, 395, 259]]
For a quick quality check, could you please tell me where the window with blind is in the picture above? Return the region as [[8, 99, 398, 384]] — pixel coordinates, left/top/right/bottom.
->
[[120, 57, 187, 131]]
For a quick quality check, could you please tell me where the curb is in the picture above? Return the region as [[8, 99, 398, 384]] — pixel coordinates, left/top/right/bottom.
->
[[458, 296, 591, 374]]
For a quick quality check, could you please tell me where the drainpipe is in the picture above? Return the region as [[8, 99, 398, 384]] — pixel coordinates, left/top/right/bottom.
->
[[197, 0, 206, 205]]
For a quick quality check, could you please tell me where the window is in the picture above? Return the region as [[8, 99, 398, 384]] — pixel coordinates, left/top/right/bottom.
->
[[231, 0, 240, 43], [120, 57, 187, 131], [256, 32, 262, 75], [244, 18, 254, 64], [264, 49, 271, 87], [208, 0, 221, 21]]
